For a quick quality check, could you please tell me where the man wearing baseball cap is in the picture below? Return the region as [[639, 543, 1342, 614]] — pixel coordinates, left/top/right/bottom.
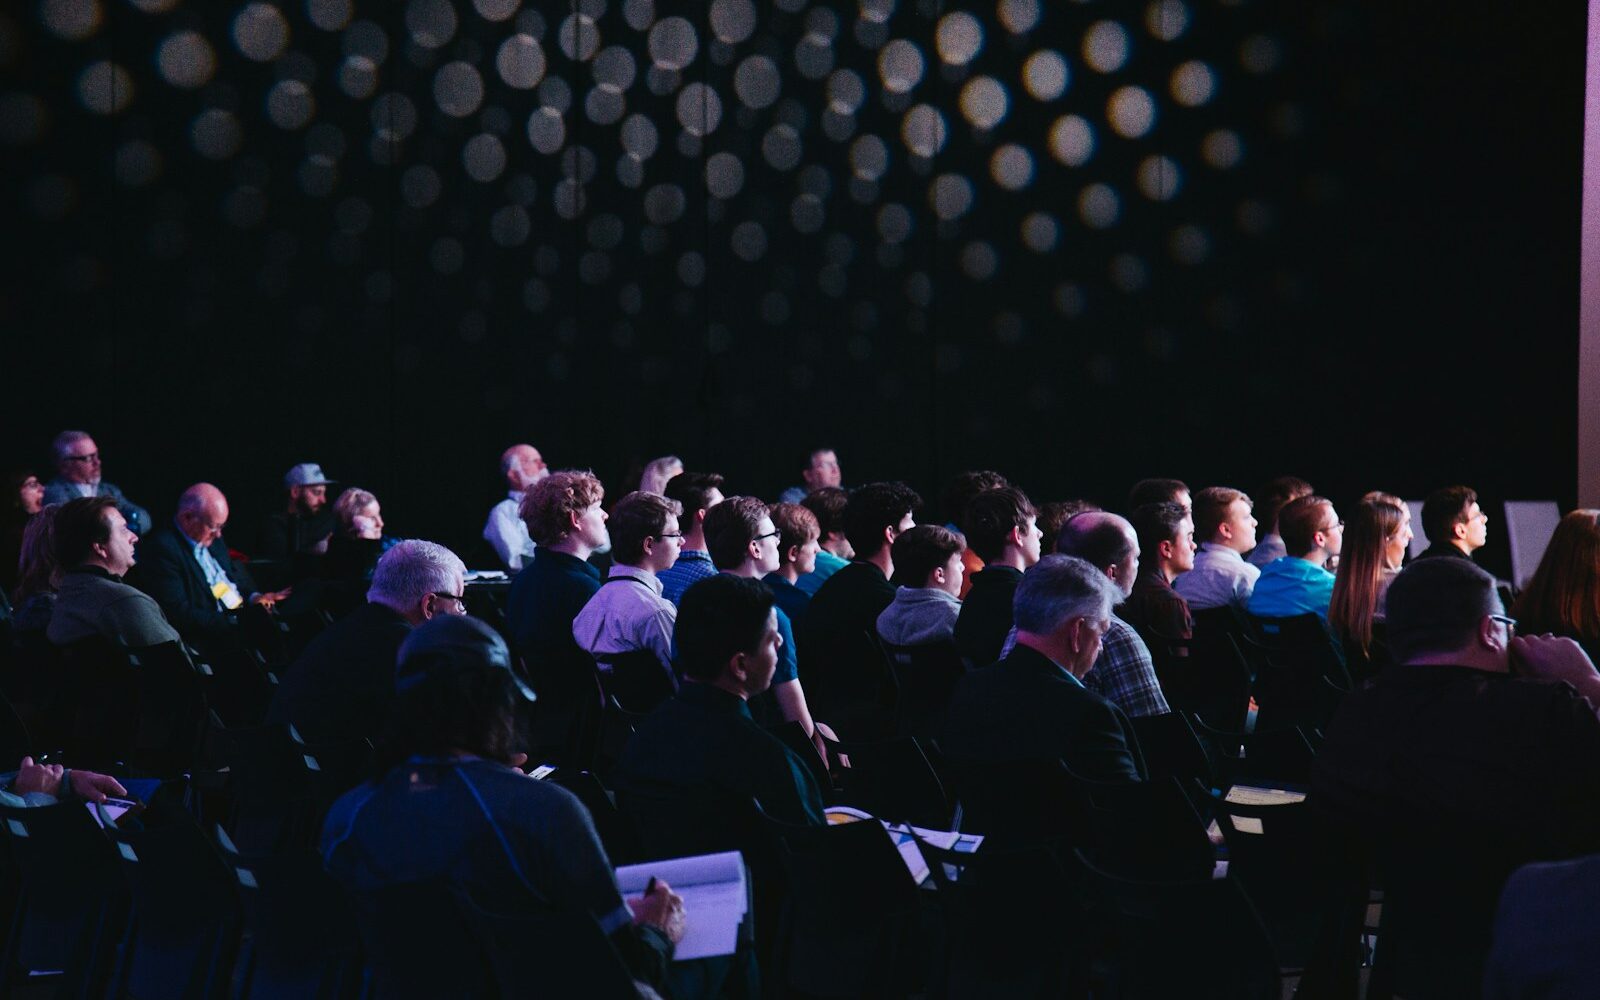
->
[[256, 462, 337, 562]]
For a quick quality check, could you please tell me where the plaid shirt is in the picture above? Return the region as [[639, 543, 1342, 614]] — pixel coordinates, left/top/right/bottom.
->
[[658, 549, 717, 606], [1082, 615, 1170, 718]]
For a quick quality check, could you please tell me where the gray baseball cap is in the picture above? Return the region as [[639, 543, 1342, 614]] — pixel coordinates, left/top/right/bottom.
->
[[284, 463, 333, 488]]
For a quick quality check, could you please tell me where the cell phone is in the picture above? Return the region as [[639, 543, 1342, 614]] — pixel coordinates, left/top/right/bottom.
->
[[86, 797, 146, 829]]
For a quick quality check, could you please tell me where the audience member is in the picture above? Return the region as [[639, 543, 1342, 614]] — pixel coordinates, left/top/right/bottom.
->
[[321, 614, 683, 991], [1417, 484, 1489, 561], [877, 525, 965, 646], [1, 756, 126, 807], [135, 483, 289, 644], [9, 506, 59, 632], [1055, 512, 1171, 718], [794, 486, 852, 596], [45, 496, 179, 648], [41, 430, 151, 535], [1247, 475, 1313, 568], [256, 463, 336, 561], [763, 502, 820, 630], [638, 455, 683, 495], [657, 472, 725, 605], [1247, 494, 1342, 622], [1513, 509, 1600, 663], [1127, 477, 1191, 513], [1175, 486, 1260, 611], [943, 555, 1146, 782], [505, 471, 608, 666], [483, 444, 546, 572], [1036, 500, 1100, 551], [572, 491, 683, 675], [805, 480, 921, 661], [268, 540, 467, 743], [778, 447, 842, 504], [1119, 501, 1197, 643], [614, 574, 827, 826], [1, 469, 44, 595], [1328, 493, 1410, 662], [321, 487, 391, 590], [954, 487, 1043, 665], [703, 497, 823, 746], [939, 470, 1010, 599], [1312, 557, 1600, 998]]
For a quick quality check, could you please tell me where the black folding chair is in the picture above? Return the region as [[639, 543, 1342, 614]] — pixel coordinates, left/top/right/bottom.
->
[[456, 894, 640, 1000], [103, 789, 242, 999], [881, 640, 966, 739], [223, 725, 371, 855], [825, 735, 952, 830]]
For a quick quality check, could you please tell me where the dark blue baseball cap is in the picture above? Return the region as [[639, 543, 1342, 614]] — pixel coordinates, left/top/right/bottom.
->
[[395, 614, 536, 703]]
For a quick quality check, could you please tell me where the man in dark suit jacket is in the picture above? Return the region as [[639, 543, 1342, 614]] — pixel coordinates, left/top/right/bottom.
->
[[953, 486, 1043, 666], [133, 483, 289, 645], [267, 539, 467, 744], [943, 554, 1146, 783], [1312, 557, 1600, 1000]]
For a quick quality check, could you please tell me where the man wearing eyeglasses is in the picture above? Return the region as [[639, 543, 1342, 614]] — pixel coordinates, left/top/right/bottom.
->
[[268, 539, 468, 747], [572, 491, 684, 688], [1247, 494, 1343, 623], [1312, 556, 1600, 1000], [41, 429, 151, 535]]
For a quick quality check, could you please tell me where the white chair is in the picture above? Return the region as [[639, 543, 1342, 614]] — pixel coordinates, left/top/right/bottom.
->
[[1504, 501, 1563, 591]]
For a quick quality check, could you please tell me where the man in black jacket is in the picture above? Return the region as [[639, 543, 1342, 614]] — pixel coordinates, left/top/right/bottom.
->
[[943, 554, 1146, 783]]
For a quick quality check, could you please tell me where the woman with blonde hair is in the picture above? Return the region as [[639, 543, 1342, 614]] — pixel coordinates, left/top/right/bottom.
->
[[1513, 510, 1600, 663], [638, 455, 683, 496], [1329, 493, 1412, 668]]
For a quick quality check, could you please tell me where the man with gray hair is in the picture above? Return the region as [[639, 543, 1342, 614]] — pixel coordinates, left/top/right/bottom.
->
[[483, 443, 547, 571], [41, 429, 151, 534], [942, 555, 1146, 783], [267, 539, 468, 743]]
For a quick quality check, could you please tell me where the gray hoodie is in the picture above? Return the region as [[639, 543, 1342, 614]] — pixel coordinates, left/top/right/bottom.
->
[[875, 586, 962, 647]]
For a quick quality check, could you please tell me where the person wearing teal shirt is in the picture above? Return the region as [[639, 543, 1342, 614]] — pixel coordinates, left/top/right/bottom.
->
[[1247, 495, 1343, 621]]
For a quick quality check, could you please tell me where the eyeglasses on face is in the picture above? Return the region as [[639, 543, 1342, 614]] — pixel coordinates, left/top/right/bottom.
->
[[431, 592, 468, 613], [63, 452, 99, 463], [651, 532, 685, 540], [754, 530, 782, 543], [1488, 613, 1517, 637]]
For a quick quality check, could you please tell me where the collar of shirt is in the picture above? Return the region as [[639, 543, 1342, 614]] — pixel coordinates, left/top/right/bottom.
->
[[506, 489, 526, 504], [67, 565, 119, 582], [1272, 556, 1336, 581], [1197, 542, 1246, 564], [1010, 641, 1085, 688], [608, 564, 662, 594], [675, 549, 713, 565], [677, 679, 754, 718]]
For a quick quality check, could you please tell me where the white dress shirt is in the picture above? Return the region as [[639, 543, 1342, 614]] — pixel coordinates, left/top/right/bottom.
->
[[483, 491, 536, 571], [571, 565, 677, 668], [1173, 542, 1261, 611]]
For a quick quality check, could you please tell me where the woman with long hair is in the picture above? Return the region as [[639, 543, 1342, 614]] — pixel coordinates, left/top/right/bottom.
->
[[1329, 494, 1412, 665], [1, 469, 45, 595], [11, 504, 61, 631], [1513, 510, 1600, 662]]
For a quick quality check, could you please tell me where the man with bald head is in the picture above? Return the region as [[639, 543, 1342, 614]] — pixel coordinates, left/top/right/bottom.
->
[[1054, 510, 1171, 718], [134, 482, 291, 644], [484, 443, 547, 571]]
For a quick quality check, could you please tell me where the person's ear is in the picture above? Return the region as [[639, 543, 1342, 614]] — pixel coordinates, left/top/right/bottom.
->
[[726, 650, 749, 686], [1454, 519, 1470, 542], [1159, 539, 1175, 561], [1480, 615, 1506, 652], [785, 543, 799, 565], [641, 535, 656, 558], [932, 565, 947, 586]]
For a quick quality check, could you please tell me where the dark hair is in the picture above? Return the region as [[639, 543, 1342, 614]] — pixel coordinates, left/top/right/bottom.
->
[[1037, 500, 1100, 544], [374, 661, 522, 778], [520, 471, 604, 547], [15, 505, 60, 602], [703, 495, 769, 570], [664, 471, 726, 517], [769, 502, 819, 558], [891, 524, 965, 586], [963, 486, 1037, 562], [609, 491, 682, 565], [1056, 512, 1136, 568], [675, 575, 776, 682], [6, 469, 37, 516], [940, 470, 1009, 531], [1192, 487, 1251, 541], [53, 496, 119, 568], [1386, 557, 1500, 662], [1128, 478, 1189, 512], [800, 486, 849, 538], [1257, 475, 1313, 533], [843, 482, 922, 558], [1329, 497, 1408, 657], [1422, 485, 1478, 547], [1513, 509, 1600, 652], [1129, 501, 1190, 556], [1279, 495, 1335, 557]]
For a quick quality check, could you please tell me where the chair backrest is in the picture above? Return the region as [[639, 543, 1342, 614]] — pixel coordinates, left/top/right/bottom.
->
[[1068, 847, 1280, 999], [104, 792, 241, 1000], [456, 894, 640, 1000], [827, 735, 951, 830], [546, 768, 643, 865], [882, 640, 966, 738], [217, 833, 363, 1000], [944, 756, 1087, 847], [1503, 500, 1563, 590], [1066, 771, 1217, 881], [1188, 716, 1318, 787], [594, 648, 676, 714], [225, 724, 372, 855], [1129, 712, 1215, 788], [56, 635, 141, 770]]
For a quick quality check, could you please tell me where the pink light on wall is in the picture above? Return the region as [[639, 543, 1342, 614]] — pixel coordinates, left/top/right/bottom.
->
[[1582, 0, 1600, 506]]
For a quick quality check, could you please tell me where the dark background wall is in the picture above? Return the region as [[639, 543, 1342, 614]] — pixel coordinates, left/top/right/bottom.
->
[[0, 0, 1582, 576]]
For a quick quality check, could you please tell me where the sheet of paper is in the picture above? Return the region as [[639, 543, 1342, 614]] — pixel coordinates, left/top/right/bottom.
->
[[1223, 785, 1306, 806], [825, 805, 874, 825], [617, 851, 749, 961]]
